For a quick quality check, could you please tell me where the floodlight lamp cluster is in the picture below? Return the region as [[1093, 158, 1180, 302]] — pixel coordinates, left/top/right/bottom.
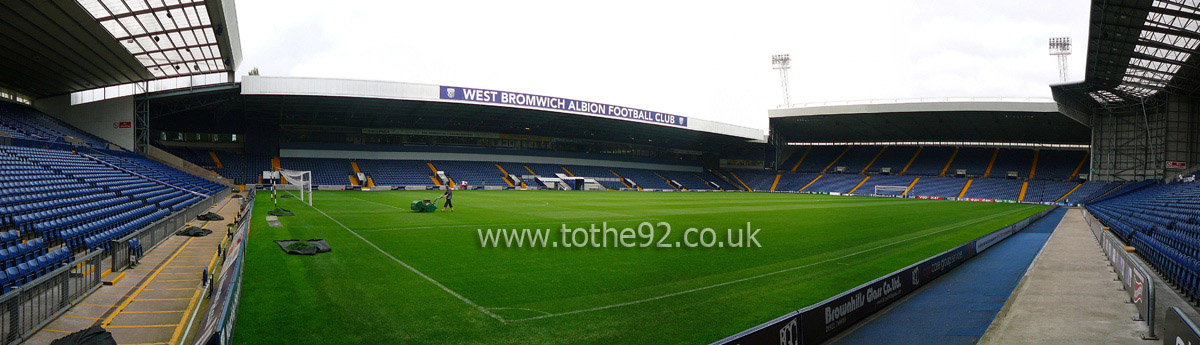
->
[[771, 54, 791, 70], [1049, 37, 1072, 55]]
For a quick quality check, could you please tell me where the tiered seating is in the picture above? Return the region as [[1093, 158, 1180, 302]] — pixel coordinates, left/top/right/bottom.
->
[[657, 170, 712, 190], [866, 146, 920, 174], [831, 146, 883, 173], [356, 160, 434, 186], [904, 147, 955, 176], [803, 174, 865, 194], [435, 161, 507, 187], [281, 157, 354, 186], [908, 177, 969, 198], [987, 149, 1035, 178], [856, 175, 917, 195], [213, 151, 248, 184], [701, 171, 733, 191], [1088, 182, 1200, 298], [0, 102, 107, 147], [1033, 150, 1087, 180], [962, 178, 1022, 200], [93, 153, 222, 195], [562, 165, 618, 179], [793, 146, 844, 173], [729, 170, 775, 191], [613, 168, 674, 190], [160, 146, 209, 168], [946, 148, 993, 176], [774, 173, 817, 191], [523, 163, 566, 177], [246, 155, 272, 184], [1023, 180, 1077, 203], [1070, 181, 1119, 203]]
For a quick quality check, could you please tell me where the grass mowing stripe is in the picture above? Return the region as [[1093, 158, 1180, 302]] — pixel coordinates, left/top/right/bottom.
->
[[239, 191, 1048, 344], [507, 205, 1034, 322], [289, 191, 507, 323]]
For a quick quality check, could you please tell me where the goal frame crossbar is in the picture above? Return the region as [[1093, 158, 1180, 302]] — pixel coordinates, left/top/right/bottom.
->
[[874, 185, 910, 196]]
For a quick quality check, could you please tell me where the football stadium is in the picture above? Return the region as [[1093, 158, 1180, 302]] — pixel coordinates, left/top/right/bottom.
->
[[0, 0, 1199, 345]]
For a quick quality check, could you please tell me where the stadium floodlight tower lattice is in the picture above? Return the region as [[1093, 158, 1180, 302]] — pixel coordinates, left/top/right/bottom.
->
[[278, 169, 313, 206], [1049, 37, 1072, 82], [772, 54, 792, 107]]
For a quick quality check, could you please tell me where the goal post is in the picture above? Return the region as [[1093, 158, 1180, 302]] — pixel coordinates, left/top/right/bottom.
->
[[874, 185, 909, 196], [278, 169, 313, 206]]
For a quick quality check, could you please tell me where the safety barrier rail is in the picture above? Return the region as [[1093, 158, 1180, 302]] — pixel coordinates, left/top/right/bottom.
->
[[189, 190, 255, 345], [1081, 208, 1156, 339], [0, 249, 103, 345], [713, 206, 1057, 345], [110, 188, 231, 272], [1165, 307, 1200, 344]]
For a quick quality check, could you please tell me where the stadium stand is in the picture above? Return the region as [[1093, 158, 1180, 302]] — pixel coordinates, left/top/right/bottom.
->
[[357, 159, 435, 186], [1033, 150, 1087, 180], [729, 169, 776, 191], [962, 178, 1022, 200], [435, 160, 507, 187], [657, 170, 713, 190], [775, 173, 817, 191], [612, 168, 675, 190], [908, 176, 969, 198], [803, 174, 865, 194], [831, 146, 883, 173], [0, 106, 226, 293], [867, 146, 920, 174], [904, 146, 955, 176], [0, 102, 107, 148], [946, 147, 993, 177], [280, 157, 355, 186], [987, 148, 1035, 178], [857, 175, 917, 195], [1023, 180, 1079, 203], [1087, 181, 1200, 298], [792, 146, 844, 173]]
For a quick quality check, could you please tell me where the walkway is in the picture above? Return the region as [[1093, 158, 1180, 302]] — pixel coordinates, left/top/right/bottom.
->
[[25, 194, 238, 345], [979, 208, 1154, 344], [829, 208, 1065, 345]]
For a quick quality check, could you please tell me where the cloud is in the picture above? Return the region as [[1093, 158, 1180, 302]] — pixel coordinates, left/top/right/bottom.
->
[[232, 0, 1091, 131]]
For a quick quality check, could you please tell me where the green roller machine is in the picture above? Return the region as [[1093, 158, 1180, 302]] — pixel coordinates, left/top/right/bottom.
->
[[410, 198, 440, 213]]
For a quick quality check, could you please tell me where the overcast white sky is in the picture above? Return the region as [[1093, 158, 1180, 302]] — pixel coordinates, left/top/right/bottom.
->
[[232, 0, 1090, 131]]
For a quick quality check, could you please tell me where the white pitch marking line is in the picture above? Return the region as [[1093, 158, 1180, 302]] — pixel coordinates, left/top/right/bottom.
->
[[288, 192, 507, 323], [489, 307, 553, 316], [510, 205, 1037, 322]]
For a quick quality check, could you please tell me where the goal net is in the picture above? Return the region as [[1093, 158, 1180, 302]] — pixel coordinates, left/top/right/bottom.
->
[[874, 185, 908, 196], [277, 169, 313, 206]]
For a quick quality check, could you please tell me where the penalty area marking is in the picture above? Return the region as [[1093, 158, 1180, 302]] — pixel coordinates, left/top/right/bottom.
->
[[289, 192, 508, 323], [508, 205, 1038, 322]]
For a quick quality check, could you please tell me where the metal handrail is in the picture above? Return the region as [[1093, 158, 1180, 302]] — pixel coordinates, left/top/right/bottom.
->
[[1082, 208, 1156, 339]]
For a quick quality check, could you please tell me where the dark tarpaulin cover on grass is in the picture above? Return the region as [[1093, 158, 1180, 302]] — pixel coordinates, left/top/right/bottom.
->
[[49, 325, 117, 345], [274, 239, 332, 255]]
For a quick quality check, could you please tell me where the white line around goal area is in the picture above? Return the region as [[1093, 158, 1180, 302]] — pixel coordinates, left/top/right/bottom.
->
[[508, 205, 1037, 323], [287, 192, 508, 323]]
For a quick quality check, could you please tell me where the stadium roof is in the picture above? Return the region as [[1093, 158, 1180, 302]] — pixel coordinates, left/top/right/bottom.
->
[[768, 99, 1091, 145], [1052, 0, 1200, 116], [0, 0, 240, 99], [145, 77, 767, 155]]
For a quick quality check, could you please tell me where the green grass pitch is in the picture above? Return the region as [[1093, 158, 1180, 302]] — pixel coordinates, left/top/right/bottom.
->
[[234, 190, 1048, 344]]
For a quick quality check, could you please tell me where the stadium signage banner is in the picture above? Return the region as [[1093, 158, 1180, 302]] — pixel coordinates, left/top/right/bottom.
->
[[1165, 307, 1200, 345], [1099, 225, 1150, 319], [439, 86, 688, 127], [193, 194, 253, 345], [713, 207, 1056, 345], [1167, 161, 1188, 169]]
